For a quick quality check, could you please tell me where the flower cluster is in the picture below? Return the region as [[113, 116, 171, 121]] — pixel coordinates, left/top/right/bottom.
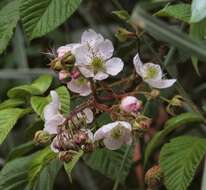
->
[[35, 29, 176, 161]]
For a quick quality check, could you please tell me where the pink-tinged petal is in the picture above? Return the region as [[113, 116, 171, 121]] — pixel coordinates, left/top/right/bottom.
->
[[78, 65, 94, 78], [120, 96, 141, 113], [145, 79, 176, 89], [44, 91, 60, 121], [94, 71, 109, 80], [94, 122, 117, 141], [59, 70, 70, 81], [143, 63, 162, 80], [75, 45, 93, 66], [94, 39, 114, 60], [105, 58, 124, 76], [57, 43, 81, 57], [81, 29, 104, 48], [50, 136, 60, 153], [67, 79, 92, 96], [103, 137, 123, 150], [83, 108, 94, 124], [133, 53, 144, 77], [44, 114, 65, 134]]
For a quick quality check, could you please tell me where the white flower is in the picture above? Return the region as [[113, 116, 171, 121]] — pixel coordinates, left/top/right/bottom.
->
[[75, 29, 124, 80], [77, 108, 94, 124], [57, 43, 80, 58], [67, 77, 92, 96], [94, 121, 132, 150], [43, 91, 65, 134], [133, 53, 176, 89], [120, 96, 141, 113]]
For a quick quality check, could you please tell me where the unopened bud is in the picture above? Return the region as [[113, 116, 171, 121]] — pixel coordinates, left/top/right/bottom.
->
[[166, 95, 184, 115], [145, 165, 163, 189], [133, 116, 151, 136], [115, 27, 135, 42], [34, 130, 51, 144], [50, 58, 64, 71], [170, 95, 184, 107], [58, 151, 73, 162], [150, 89, 160, 99], [120, 96, 142, 113], [73, 131, 88, 146], [82, 143, 95, 153], [61, 52, 76, 65], [59, 70, 70, 81], [71, 69, 80, 79]]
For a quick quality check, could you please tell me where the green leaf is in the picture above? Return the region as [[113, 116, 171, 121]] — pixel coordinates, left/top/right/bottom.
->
[[191, 0, 206, 23], [31, 86, 70, 119], [144, 112, 205, 166], [131, 4, 206, 61], [8, 75, 53, 98], [28, 147, 56, 186], [189, 19, 206, 75], [32, 159, 62, 190], [20, 0, 82, 40], [0, 0, 19, 54], [0, 152, 61, 190], [0, 154, 35, 190], [112, 10, 130, 20], [156, 3, 191, 23], [0, 108, 24, 145], [84, 146, 133, 183], [0, 98, 25, 110], [7, 141, 36, 161], [31, 96, 49, 119], [160, 136, 206, 190], [56, 86, 70, 115], [64, 150, 84, 177]]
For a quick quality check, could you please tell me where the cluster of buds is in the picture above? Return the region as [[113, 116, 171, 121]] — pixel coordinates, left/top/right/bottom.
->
[[50, 129, 94, 162], [50, 52, 75, 72]]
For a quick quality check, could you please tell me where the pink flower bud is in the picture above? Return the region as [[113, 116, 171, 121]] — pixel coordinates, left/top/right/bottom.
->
[[71, 69, 80, 79], [59, 70, 70, 81], [120, 96, 141, 113]]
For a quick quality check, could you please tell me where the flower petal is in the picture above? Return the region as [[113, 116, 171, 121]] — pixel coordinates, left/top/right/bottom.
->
[[133, 53, 144, 77], [81, 29, 104, 48], [44, 114, 65, 134], [67, 79, 92, 96], [105, 58, 124, 76], [94, 39, 114, 60], [44, 91, 60, 121], [118, 121, 132, 131], [75, 45, 93, 66], [57, 43, 80, 57], [51, 136, 60, 153], [94, 122, 118, 141], [146, 79, 176, 89], [94, 71, 109, 80], [103, 136, 123, 150], [123, 129, 133, 145], [83, 108, 94, 124], [143, 63, 162, 80]]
